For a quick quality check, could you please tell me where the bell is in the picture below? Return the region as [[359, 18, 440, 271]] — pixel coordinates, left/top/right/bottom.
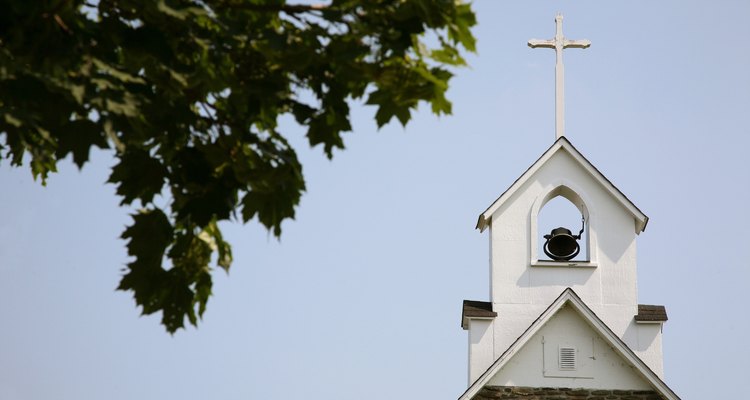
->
[[543, 227, 580, 261]]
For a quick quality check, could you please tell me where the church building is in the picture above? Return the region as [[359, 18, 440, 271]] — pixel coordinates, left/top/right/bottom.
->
[[459, 15, 680, 400]]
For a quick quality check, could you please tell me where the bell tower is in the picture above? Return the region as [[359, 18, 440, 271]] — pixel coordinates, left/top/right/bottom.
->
[[460, 15, 671, 395], [465, 137, 659, 383]]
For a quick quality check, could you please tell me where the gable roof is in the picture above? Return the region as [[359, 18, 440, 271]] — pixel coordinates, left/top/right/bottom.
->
[[476, 137, 648, 233], [457, 288, 680, 400]]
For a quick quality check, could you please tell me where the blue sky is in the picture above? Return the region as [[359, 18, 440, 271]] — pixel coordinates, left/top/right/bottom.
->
[[1, 2, 748, 399]]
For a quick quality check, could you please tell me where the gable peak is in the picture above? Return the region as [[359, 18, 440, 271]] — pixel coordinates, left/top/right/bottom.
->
[[476, 137, 648, 233]]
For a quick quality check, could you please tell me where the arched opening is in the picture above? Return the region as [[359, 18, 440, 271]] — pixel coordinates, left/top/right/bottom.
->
[[531, 185, 591, 263], [537, 196, 588, 261]]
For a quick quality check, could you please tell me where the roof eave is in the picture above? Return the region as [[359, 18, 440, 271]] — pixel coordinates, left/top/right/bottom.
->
[[476, 215, 489, 232], [462, 300, 497, 329]]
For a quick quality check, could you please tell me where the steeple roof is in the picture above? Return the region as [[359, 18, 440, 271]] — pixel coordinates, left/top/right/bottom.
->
[[476, 137, 648, 233]]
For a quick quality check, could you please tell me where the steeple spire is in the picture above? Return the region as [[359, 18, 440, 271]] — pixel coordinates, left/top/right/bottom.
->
[[528, 13, 590, 140]]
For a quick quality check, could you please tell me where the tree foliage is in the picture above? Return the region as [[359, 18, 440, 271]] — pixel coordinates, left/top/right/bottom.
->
[[0, 0, 476, 332]]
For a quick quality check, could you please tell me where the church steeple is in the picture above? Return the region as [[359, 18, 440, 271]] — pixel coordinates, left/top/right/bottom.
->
[[460, 14, 677, 400]]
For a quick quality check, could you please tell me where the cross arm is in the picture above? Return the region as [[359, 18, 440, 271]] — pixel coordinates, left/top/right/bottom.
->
[[528, 39, 556, 49], [563, 39, 591, 49]]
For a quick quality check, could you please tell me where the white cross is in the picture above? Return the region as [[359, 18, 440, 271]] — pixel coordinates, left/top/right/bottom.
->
[[528, 13, 590, 140]]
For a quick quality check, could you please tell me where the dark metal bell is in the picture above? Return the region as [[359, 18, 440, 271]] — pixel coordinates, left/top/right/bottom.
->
[[543, 227, 580, 261]]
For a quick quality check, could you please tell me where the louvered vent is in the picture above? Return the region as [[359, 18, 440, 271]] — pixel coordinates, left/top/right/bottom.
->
[[559, 347, 576, 370]]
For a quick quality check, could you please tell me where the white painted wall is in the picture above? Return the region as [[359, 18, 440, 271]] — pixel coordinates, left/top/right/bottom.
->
[[489, 150, 638, 311], [488, 305, 652, 390], [467, 145, 665, 384], [467, 319, 495, 384]]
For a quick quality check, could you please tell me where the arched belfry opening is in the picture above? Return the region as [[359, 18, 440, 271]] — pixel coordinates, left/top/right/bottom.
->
[[532, 185, 591, 263], [538, 196, 587, 261]]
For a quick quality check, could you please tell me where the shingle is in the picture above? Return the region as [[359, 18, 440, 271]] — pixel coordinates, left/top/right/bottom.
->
[[462, 300, 497, 329], [635, 304, 668, 322]]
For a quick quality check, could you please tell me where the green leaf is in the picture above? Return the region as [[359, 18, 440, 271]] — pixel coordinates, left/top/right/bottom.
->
[[91, 58, 146, 85], [367, 89, 405, 127], [108, 149, 167, 206], [430, 47, 467, 66], [241, 189, 298, 237], [194, 271, 212, 317], [162, 227, 215, 331], [200, 220, 233, 271], [448, 3, 477, 52], [121, 208, 173, 264], [118, 208, 174, 320], [55, 119, 108, 168], [160, 269, 196, 332], [170, 146, 239, 227]]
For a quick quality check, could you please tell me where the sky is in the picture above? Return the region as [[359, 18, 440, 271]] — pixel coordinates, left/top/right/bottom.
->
[[1, 1, 749, 399]]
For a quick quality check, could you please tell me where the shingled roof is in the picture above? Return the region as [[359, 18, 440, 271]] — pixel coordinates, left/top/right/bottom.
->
[[635, 304, 668, 323], [461, 300, 497, 330]]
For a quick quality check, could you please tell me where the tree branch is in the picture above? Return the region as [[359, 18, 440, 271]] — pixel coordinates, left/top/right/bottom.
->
[[214, 2, 330, 14]]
